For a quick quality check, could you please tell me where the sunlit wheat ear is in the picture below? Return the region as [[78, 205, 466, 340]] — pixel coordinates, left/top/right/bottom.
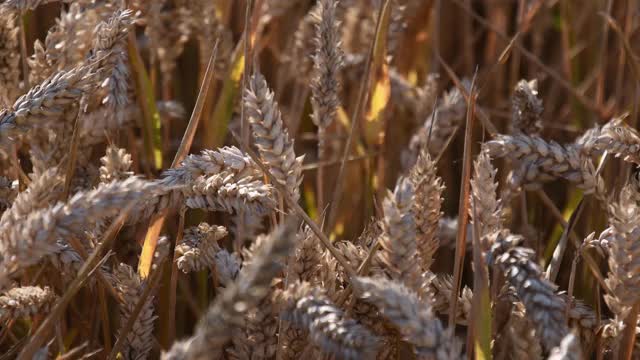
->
[[99, 145, 133, 183], [142, 146, 277, 220], [379, 177, 422, 291], [245, 72, 304, 203], [403, 80, 469, 168], [185, 176, 277, 216], [424, 272, 472, 325], [228, 234, 280, 360], [310, 0, 344, 155], [390, 70, 438, 123], [409, 148, 444, 270], [581, 117, 640, 165], [227, 294, 279, 360], [276, 281, 381, 360], [334, 240, 385, 278], [187, 0, 232, 76], [112, 263, 157, 360], [144, 0, 190, 77], [164, 222, 296, 360], [0, 62, 100, 139], [86, 8, 135, 136], [0, 285, 56, 321], [0, 177, 153, 277], [29, 3, 99, 84], [604, 183, 640, 310], [174, 223, 228, 274], [0, 167, 63, 229], [470, 147, 502, 244], [510, 79, 543, 135], [486, 134, 605, 198], [353, 276, 463, 359], [489, 234, 569, 351], [287, 226, 323, 283], [0, 6, 19, 107], [291, 3, 321, 81]]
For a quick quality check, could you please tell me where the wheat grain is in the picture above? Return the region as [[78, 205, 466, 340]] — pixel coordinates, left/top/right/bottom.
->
[[0, 168, 62, 228], [142, 146, 277, 219]]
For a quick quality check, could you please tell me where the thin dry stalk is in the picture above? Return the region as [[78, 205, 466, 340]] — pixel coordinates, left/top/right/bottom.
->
[[449, 73, 476, 332]]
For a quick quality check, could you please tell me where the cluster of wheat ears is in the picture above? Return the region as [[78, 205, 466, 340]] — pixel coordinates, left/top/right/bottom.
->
[[0, 0, 639, 359]]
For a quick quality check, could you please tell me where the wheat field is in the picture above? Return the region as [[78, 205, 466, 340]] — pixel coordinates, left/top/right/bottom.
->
[[0, 0, 638, 359]]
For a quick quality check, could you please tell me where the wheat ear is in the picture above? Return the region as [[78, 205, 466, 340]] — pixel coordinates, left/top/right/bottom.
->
[[409, 148, 444, 270], [245, 72, 304, 203], [163, 222, 296, 359], [353, 276, 463, 359]]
